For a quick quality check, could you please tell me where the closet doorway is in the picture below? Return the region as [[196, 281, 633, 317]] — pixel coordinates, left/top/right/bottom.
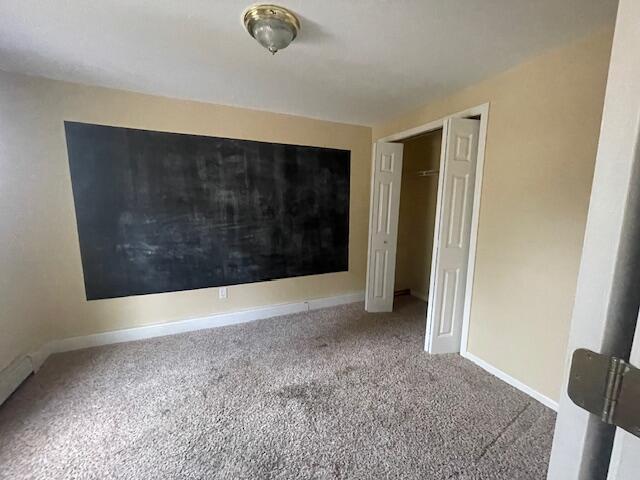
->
[[365, 104, 489, 354], [394, 129, 442, 306]]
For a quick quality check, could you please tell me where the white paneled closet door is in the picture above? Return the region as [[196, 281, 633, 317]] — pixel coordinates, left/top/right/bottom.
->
[[365, 142, 403, 312], [426, 118, 479, 354]]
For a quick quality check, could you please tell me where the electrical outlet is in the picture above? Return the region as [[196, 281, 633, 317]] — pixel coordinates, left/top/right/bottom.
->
[[219, 287, 228, 299]]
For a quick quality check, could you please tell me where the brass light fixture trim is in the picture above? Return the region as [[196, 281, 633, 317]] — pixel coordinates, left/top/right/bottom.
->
[[243, 4, 301, 54]]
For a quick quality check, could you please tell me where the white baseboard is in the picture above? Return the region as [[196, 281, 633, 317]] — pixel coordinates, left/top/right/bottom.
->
[[46, 291, 365, 357], [28, 343, 55, 372], [0, 356, 33, 405], [461, 351, 558, 411], [6, 292, 557, 416], [0, 291, 362, 406], [410, 289, 428, 302], [307, 292, 364, 310]]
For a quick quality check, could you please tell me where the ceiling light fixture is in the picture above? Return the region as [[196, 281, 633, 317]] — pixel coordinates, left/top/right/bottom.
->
[[243, 4, 300, 55]]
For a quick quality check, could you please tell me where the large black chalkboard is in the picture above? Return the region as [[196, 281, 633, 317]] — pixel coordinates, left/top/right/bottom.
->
[[64, 122, 350, 300]]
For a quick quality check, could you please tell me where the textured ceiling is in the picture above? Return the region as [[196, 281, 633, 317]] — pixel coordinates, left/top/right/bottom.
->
[[0, 0, 618, 125]]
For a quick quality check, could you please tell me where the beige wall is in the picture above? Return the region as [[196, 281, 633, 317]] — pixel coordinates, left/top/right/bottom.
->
[[0, 70, 371, 372], [374, 27, 613, 401], [394, 131, 442, 299]]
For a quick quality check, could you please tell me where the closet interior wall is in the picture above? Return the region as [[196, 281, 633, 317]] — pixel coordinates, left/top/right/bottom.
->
[[394, 130, 443, 301]]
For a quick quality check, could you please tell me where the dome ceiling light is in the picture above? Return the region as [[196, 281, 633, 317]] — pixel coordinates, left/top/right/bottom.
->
[[243, 4, 301, 54]]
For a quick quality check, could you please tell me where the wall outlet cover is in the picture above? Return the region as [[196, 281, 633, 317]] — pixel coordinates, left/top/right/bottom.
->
[[219, 287, 228, 299]]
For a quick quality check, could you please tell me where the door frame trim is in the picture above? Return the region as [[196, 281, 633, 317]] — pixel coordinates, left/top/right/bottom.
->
[[370, 102, 490, 355]]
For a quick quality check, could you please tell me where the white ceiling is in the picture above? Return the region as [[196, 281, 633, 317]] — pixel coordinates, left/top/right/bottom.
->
[[0, 1, 617, 126]]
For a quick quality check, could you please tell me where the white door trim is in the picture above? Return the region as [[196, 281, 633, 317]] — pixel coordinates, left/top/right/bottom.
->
[[372, 103, 490, 355], [377, 117, 446, 144]]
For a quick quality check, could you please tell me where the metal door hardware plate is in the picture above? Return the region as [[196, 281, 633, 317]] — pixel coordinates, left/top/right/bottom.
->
[[568, 349, 640, 438]]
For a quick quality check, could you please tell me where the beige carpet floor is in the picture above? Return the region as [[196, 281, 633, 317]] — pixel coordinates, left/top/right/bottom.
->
[[0, 296, 556, 479]]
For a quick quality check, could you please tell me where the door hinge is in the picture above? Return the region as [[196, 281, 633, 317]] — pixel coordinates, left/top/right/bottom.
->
[[568, 349, 640, 438]]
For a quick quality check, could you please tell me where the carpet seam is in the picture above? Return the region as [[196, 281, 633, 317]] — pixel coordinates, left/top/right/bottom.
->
[[475, 402, 531, 463]]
